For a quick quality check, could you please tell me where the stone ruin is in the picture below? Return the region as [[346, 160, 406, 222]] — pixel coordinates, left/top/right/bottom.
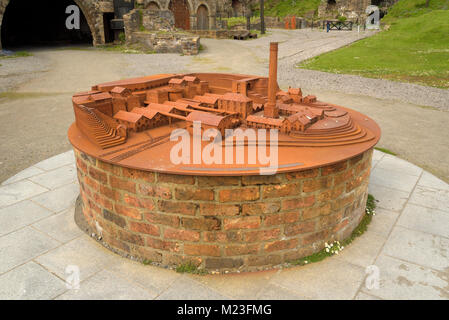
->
[[318, 0, 399, 21]]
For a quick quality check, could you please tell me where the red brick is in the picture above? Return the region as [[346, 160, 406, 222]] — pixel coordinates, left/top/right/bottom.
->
[[303, 177, 333, 193], [145, 212, 179, 227], [317, 185, 345, 202], [225, 244, 259, 256], [92, 192, 113, 211], [333, 218, 350, 232], [332, 194, 355, 211], [97, 160, 121, 175], [203, 231, 243, 243], [334, 169, 355, 186], [181, 217, 220, 231], [88, 167, 108, 184], [197, 176, 240, 186], [242, 202, 280, 215], [316, 211, 343, 230], [100, 185, 122, 201], [76, 157, 88, 174], [242, 175, 285, 186], [302, 203, 332, 220], [164, 228, 200, 242], [117, 229, 145, 246], [321, 161, 348, 176], [138, 184, 171, 199], [349, 153, 364, 166], [199, 203, 240, 216], [223, 216, 261, 230], [123, 193, 155, 210], [175, 188, 214, 201], [262, 183, 300, 198], [244, 228, 281, 242], [158, 173, 194, 185], [219, 187, 259, 202], [122, 167, 155, 182], [129, 221, 160, 236], [159, 200, 197, 215], [265, 211, 299, 226], [146, 237, 179, 252], [264, 239, 298, 252], [114, 203, 141, 220], [284, 221, 316, 236], [286, 168, 319, 180], [281, 195, 315, 210], [347, 169, 370, 192], [302, 230, 330, 245], [110, 176, 136, 193], [184, 244, 220, 257], [84, 176, 99, 190]]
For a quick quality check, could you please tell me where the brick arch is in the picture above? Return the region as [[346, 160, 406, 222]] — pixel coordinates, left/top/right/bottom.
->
[[0, 0, 102, 48]]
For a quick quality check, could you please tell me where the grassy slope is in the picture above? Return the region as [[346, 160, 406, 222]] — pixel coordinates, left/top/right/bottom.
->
[[298, 0, 449, 88], [250, 0, 321, 18]]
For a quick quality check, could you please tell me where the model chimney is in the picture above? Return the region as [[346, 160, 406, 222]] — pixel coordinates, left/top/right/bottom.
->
[[264, 42, 279, 118]]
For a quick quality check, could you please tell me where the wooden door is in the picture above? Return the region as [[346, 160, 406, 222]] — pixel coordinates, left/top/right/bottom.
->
[[169, 0, 190, 30], [196, 5, 209, 30]]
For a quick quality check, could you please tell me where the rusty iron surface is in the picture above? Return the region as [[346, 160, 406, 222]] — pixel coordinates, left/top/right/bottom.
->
[[68, 43, 381, 176]]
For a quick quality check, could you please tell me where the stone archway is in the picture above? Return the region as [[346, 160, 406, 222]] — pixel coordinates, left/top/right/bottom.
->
[[0, 0, 101, 49], [196, 4, 209, 30], [146, 1, 161, 10], [168, 0, 191, 30]]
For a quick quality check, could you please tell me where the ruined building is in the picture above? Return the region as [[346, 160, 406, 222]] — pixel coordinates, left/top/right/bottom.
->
[[318, 0, 399, 20], [0, 0, 253, 49]]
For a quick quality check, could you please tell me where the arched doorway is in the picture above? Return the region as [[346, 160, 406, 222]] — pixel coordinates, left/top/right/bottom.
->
[[169, 0, 190, 30], [146, 1, 161, 10], [1, 0, 93, 49], [196, 5, 209, 30]]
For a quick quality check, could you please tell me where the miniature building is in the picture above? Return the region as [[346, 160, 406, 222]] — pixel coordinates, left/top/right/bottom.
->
[[113, 110, 150, 132], [218, 92, 253, 119]]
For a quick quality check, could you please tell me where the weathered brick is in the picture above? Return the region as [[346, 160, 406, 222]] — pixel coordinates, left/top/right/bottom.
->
[[316, 211, 343, 231], [302, 203, 332, 220], [349, 153, 364, 166], [92, 192, 113, 210], [264, 239, 298, 252], [247, 254, 282, 266], [281, 195, 315, 210], [132, 247, 162, 263], [262, 183, 300, 198], [158, 173, 194, 185], [129, 221, 160, 236], [76, 157, 88, 174], [88, 167, 108, 184], [334, 169, 355, 186], [102, 209, 126, 228], [265, 211, 299, 226], [224, 216, 261, 230], [219, 187, 259, 202], [115, 203, 141, 220], [84, 176, 99, 190], [244, 228, 281, 242], [122, 167, 155, 182], [346, 169, 370, 192], [242, 174, 285, 186], [97, 160, 121, 175], [225, 244, 259, 256], [175, 188, 214, 201], [145, 212, 179, 227], [242, 202, 280, 215], [164, 228, 200, 242], [197, 176, 240, 186], [182, 217, 220, 231], [332, 194, 355, 211], [138, 184, 171, 199], [123, 193, 155, 210], [203, 231, 243, 243], [184, 244, 220, 257], [100, 184, 122, 201], [159, 200, 197, 215], [321, 161, 348, 176], [110, 176, 136, 193], [199, 203, 240, 216], [302, 230, 330, 245], [303, 177, 333, 193], [117, 229, 145, 246], [284, 221, 316, 236], [146, 237, 179, 252], [286, 168, 319, 180], [205, 258, 243, 269], [317, 185, 345, 203]]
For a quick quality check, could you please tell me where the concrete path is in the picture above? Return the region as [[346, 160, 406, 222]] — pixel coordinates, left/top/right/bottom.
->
[[0, 149, 448, 300]]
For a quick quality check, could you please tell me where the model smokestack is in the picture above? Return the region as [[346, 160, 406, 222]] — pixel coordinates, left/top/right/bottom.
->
[[264, 42, 279, 118]]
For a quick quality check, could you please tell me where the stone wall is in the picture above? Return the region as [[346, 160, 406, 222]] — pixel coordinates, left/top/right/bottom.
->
[[318, 0, 399, 20], [74, 147, 373, 272]]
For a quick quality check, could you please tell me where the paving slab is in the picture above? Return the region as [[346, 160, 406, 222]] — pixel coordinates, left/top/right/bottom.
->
[[56, 269, 157, 300], [0, 227, 60, 274], [0, 200, 53, 236], [361, 255, 449, 300], [397, 203, 449, 238], [33, 151, 75, 171], [189, 269, 278, 300], [370, 167, 420, 193], [375, 155, 423, 177], [1, 166, 45, 186], [32, 207, 83, 243], [368, 183, 410, 212], [355, 292, 382, 300], [408, 185, 449, 213], [0, 180, 48, 208], [156, 276, 230, 300], [31, 182, 79, 213], [270, 258, 366, 300], [382, 226, 449, 272], [28, 164, 76, 190], [0, 261, 66, 300], [256, 283, 309, 300], [417, 171, 449, 191], [35, 237, 118, 282], [367, 208, 399, 237]]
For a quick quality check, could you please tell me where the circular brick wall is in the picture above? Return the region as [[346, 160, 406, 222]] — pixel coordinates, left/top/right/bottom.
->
[[74, 147, 373, 271]]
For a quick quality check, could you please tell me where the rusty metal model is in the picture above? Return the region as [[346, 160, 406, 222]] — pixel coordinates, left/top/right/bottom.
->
[[68, 42, 380, 175]]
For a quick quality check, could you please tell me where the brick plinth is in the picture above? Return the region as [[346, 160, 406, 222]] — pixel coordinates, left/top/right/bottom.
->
[[74, 148, 373, 272]]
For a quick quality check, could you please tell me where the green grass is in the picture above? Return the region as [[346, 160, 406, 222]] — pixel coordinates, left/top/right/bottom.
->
[[251, 0, 320, 18], [298, 1, 449, 88], [176, 262, 207, 275], [0, 51, 32, 59], [375, 147, 397, 156], [290, 194, 377, 266]]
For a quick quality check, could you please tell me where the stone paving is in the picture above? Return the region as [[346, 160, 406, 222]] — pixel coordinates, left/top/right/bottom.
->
[[0, 150, 448, 300]]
